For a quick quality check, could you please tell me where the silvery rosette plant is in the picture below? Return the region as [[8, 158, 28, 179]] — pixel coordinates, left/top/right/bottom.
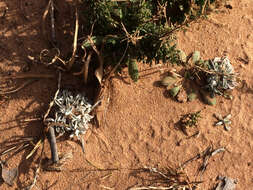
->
[[45, 89, 94, 139]]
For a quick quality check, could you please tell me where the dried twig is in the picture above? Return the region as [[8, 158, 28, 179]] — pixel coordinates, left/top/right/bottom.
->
[[26, 139, 42, 160], [130, 166, 201, 190], [24, 139, 45, 190], [0, 143, 30, 157], [179, 146, 225, 182], [43, 72, 61, 121]]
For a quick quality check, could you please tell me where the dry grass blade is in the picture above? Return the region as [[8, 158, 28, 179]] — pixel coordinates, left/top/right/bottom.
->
[[0, 79, 37, 95], [43, 72, 61, 122], [42, 0, 52, 40], [67, 5, 79, 69], [0, 137, 34, 156], [130, 167, 200, 190], [1, 146, 20, 156], [198, 147, 225, 180], [83, 51, 93, 84], [26, 139, 42, 159], [88, 35, 104, 85], [25, 139, 45, 190], [1, 144, 30, 157]]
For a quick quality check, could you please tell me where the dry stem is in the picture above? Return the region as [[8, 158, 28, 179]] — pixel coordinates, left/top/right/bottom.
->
[[67, 5, 79, 69]]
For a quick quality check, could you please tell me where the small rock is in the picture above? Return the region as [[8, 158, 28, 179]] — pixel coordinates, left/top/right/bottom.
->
[[215, 176, 237, 190], [1, 166, 18, 186]]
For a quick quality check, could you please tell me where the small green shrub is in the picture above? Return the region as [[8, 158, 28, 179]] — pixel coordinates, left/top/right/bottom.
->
[[81, 0, 218, 81]]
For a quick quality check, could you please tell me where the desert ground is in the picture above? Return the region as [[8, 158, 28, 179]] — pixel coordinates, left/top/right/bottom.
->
[[0, 0, 253, 189]]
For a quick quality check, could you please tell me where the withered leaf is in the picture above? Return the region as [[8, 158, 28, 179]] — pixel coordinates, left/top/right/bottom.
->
[[1, 167, 18, 186]]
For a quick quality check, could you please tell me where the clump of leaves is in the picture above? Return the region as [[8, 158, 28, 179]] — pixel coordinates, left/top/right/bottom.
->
[[205, 57, 237, 97], [214, 113, 232, 131], [182, 50, 238, 105], [180, 110, 201, 129], [81, 0, 218, 81]]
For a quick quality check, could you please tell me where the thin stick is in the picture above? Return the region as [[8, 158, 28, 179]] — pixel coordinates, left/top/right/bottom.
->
[[1, 143, 30, 156]]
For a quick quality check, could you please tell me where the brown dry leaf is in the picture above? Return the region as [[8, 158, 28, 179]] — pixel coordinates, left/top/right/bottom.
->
[[87, 36, 104, 85], [1, 167, 18, 186]]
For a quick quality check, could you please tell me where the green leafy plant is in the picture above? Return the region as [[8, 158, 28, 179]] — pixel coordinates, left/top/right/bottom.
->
[[80, 0, 218, 82]]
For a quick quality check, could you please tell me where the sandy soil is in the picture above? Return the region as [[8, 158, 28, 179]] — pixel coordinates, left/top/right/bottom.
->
[[0, 0, 253, 189]]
